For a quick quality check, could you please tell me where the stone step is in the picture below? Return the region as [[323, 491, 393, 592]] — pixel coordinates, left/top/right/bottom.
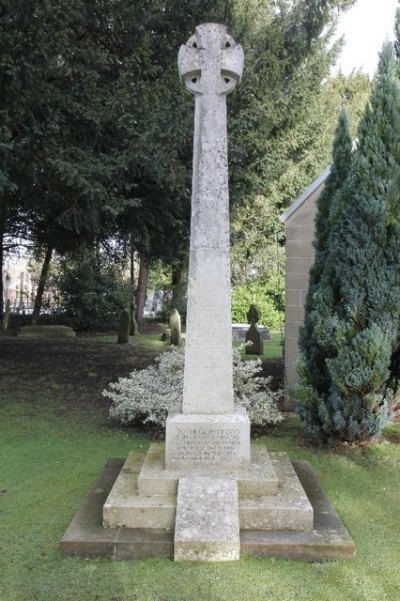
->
[[138, 443, 278, 497], [102, 447, 313, 534], [103, 494, 176, 530], [103, 452, 176, 529], [174, 477, 240, 562], [238, 452, 313, 531]]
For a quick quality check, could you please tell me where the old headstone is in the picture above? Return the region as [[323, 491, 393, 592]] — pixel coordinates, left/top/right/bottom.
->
[[19, 272, 25, 313], [169, 308, 181, 346], [117, 309, 130, 344], [245, 304, 264, 355], [2, 299, 11, 332]]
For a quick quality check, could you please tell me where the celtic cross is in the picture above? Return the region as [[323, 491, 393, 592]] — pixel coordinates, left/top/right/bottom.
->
[[178, 24, 243, 415]]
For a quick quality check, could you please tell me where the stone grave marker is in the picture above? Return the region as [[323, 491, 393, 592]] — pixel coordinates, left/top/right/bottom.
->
[[117, 309, 130, 344], [245, 304, 264, 355], [2, 299, 11, 332], [169, 308, 181, 346]]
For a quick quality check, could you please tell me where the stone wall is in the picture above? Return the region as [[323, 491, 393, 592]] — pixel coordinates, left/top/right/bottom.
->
[[282, 182, 324, 410]]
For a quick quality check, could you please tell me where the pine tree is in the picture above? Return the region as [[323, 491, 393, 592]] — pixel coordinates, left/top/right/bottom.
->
[[297, 43, 400, 443]]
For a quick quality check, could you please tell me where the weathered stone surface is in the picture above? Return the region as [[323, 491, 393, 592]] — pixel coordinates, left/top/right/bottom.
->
[[2, 299, 11, 332], [165, 408, 251, 470], [117, 310, 130, 344], [241, 459, 356, 560], [174, 477, 240, 561], [239, 452, 313, 531], [169, 308, 182, 346], [178, 24, 243, 416], [61, 456, 354, 561], [138, 443, 278, 498], [60, 459, 123, 558], [245, 322, 264, 356], [103, 452, 176, 530], [18, 325, 76, 339]]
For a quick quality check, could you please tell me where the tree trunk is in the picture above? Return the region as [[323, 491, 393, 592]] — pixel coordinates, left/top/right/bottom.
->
[[135, 229, 150, 324], [170, 263, 187, 322], [32, 245, 53, 325]]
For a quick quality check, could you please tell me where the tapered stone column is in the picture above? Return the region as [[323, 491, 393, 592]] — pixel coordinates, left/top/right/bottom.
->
[[165, 23, 250, 470], [180, 24, 242, 414]]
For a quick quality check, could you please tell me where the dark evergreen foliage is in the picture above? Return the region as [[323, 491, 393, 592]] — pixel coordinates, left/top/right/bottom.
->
[[297, 43, 400, 443], [58, 249, 129, 331]]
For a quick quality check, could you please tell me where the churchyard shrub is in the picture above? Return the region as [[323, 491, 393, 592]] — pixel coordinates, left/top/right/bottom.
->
[[104, 346, 283, 429], [58, 250, 130, 331]]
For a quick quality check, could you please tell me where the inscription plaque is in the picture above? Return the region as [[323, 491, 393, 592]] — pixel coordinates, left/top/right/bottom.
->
[[175, 427, 241, 466]]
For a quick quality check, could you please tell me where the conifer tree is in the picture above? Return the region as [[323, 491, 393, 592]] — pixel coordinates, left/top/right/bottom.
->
[[297, 43, 400, 443], [297, 108, 353, 438]]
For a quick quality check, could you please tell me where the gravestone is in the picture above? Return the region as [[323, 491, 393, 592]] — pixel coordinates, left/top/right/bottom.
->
[[2, 299, 11, 332], [245, 304, 264, 356], [169, 308, 181, 346], [117, 309, 130, 344]]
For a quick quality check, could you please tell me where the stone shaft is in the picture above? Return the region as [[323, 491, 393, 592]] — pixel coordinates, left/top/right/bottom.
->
[[183, 93, 233, 414], [179, 23, 243, 415]]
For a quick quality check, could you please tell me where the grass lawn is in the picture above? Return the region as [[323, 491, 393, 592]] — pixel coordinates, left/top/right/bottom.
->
[[1, 334, 399, 601]]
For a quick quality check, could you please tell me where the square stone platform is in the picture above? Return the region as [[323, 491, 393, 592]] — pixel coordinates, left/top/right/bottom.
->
[[103, 444, 312, 533], [60, 451, 355, 561]]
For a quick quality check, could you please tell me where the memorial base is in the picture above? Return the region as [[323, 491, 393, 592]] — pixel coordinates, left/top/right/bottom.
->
[[102, 442, 315, 560], [60, 454, 356, 561]]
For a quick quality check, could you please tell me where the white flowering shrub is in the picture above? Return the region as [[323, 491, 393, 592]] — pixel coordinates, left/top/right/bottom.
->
[[104, 346, 283, 429], [232, 349, 283, 426]]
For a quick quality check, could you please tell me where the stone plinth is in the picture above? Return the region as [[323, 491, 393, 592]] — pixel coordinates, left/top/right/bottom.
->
[[102, 444, 313, 535], [165, 408, 251, 470], [61, 456, 355, 561], [137, 443, 278, 498]]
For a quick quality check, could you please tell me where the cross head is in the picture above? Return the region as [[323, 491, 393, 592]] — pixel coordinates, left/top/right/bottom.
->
[[178, 23, 244, 96]]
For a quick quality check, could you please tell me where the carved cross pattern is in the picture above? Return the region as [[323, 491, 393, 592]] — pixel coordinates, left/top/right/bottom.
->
[[178, 23, 244, 96]]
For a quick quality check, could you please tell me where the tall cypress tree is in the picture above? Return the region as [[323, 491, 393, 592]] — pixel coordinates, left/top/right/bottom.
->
[[297, 108, 353, 439], [297, 43, 400, 443]]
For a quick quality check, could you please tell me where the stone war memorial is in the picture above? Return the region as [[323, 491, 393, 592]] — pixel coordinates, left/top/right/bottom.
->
[[61, 24, 355, 562]]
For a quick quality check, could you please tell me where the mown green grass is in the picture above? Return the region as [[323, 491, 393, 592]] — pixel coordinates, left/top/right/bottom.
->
[[1, 337, 399, 601]]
